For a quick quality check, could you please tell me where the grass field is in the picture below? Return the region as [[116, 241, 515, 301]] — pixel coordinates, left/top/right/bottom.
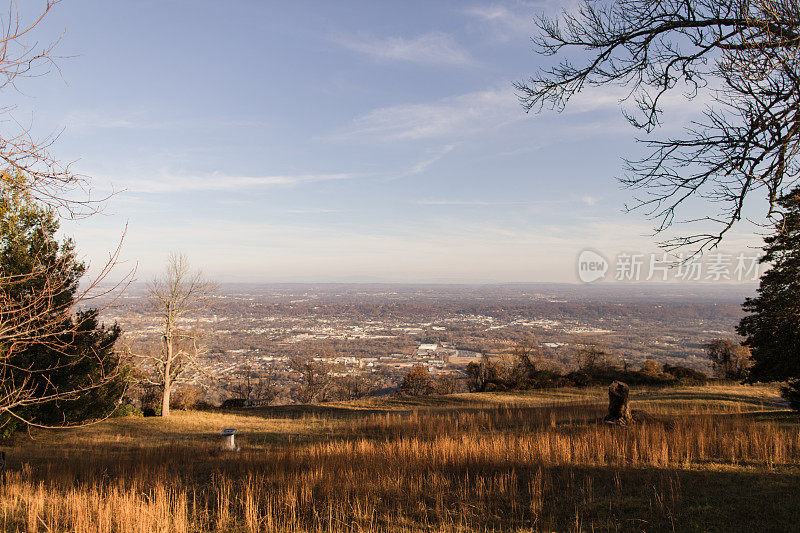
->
[[2, 384, 799, 532]]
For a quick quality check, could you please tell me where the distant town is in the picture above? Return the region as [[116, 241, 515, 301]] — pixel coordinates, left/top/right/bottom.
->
[[104, 283, 750, 402]]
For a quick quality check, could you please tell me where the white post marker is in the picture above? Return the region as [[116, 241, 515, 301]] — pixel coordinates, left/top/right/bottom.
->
[[220, 428, 240, 451]]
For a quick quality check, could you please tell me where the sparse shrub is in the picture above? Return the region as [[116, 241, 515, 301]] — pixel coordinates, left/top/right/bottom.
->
[[434, 374, 459, 395], [576, 345, 609, 374], [663, 364, 709, 384], [193, 400, 217, 411], [484, 381, 508, 392], [170, 386, 203, 411], [137, 386, 161, 412], [221, 398, 245, 409], [459, 344, 711, 393], [640, 360, 663, 376], [567, 371, 591, 387], [528, 369, 571, 389], [465, 362, 484, 392], [509, 344, 537, 388], [111, 403, 143, 418]]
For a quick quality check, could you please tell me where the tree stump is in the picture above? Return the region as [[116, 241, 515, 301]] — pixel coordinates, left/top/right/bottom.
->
[[604, 381, 631, 424]]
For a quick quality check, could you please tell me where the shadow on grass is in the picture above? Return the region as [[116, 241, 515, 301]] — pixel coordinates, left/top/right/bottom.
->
[[220, 404, 390, 420], [219, 394, 604, 421], [633, 390, 789, 408], [8, 448, 800, 532], [731, 409, 800, 423]]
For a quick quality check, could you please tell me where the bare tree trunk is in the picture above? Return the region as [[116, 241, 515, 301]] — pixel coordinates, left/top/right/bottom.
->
[[161, 377, 171, 417], [161, 317, 173, 417], [162, 351, 172, 417], [604, 381, 631, 424]]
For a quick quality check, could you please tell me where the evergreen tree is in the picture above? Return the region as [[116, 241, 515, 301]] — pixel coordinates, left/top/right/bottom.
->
[[738, 187, 800, 409], [0, 184, 125, 433]]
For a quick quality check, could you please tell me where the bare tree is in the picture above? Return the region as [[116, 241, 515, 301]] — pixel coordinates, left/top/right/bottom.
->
[[0, 0, 132, 357], [465, 353, 500, 392], [576, 344, 610, 374], [516, 0, 800, 252], [0, 1, 102, 218], [227, 364, 278, 403], [0, 0, 132, 353], [290, 355, 331, 404], [132, 253, 217, 417], [330, 373, 379, 401]]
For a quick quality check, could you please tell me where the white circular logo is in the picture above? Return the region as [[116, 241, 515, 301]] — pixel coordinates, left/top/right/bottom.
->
[[577, 249, 608, 283]]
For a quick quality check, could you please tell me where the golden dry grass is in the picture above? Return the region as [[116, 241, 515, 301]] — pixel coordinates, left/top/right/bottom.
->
[[1, 384, 798, 532]]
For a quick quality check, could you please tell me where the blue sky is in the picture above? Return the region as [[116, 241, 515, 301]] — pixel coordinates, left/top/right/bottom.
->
[[12, 0, 765, 282]]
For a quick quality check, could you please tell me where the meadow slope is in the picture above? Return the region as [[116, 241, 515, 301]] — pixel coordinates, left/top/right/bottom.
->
[[2, 384, 798, 532]]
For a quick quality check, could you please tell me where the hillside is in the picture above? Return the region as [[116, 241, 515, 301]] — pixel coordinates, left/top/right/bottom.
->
[[2, 384, 799, 532]]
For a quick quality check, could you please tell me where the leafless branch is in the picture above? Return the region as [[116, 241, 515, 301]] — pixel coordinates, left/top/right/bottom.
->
[[516, 0, 800, 253]]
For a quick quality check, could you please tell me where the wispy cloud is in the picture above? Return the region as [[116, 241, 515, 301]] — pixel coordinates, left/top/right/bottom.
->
[[564, 84, 711, 115], [65, 109, 144, 131], [108, 171, 359, 194], [332, 88, 519, 142], [417, 199, 530, 206], [333, 82, 699, 148], [281, 208, 348, 214], [64, 109, 267, 133], [332, 32, 473, 66], [405, 144, 457, 176], [463, 1, 582, 35], [416, 196, 598, 207], [462, 5, 537, 40]]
